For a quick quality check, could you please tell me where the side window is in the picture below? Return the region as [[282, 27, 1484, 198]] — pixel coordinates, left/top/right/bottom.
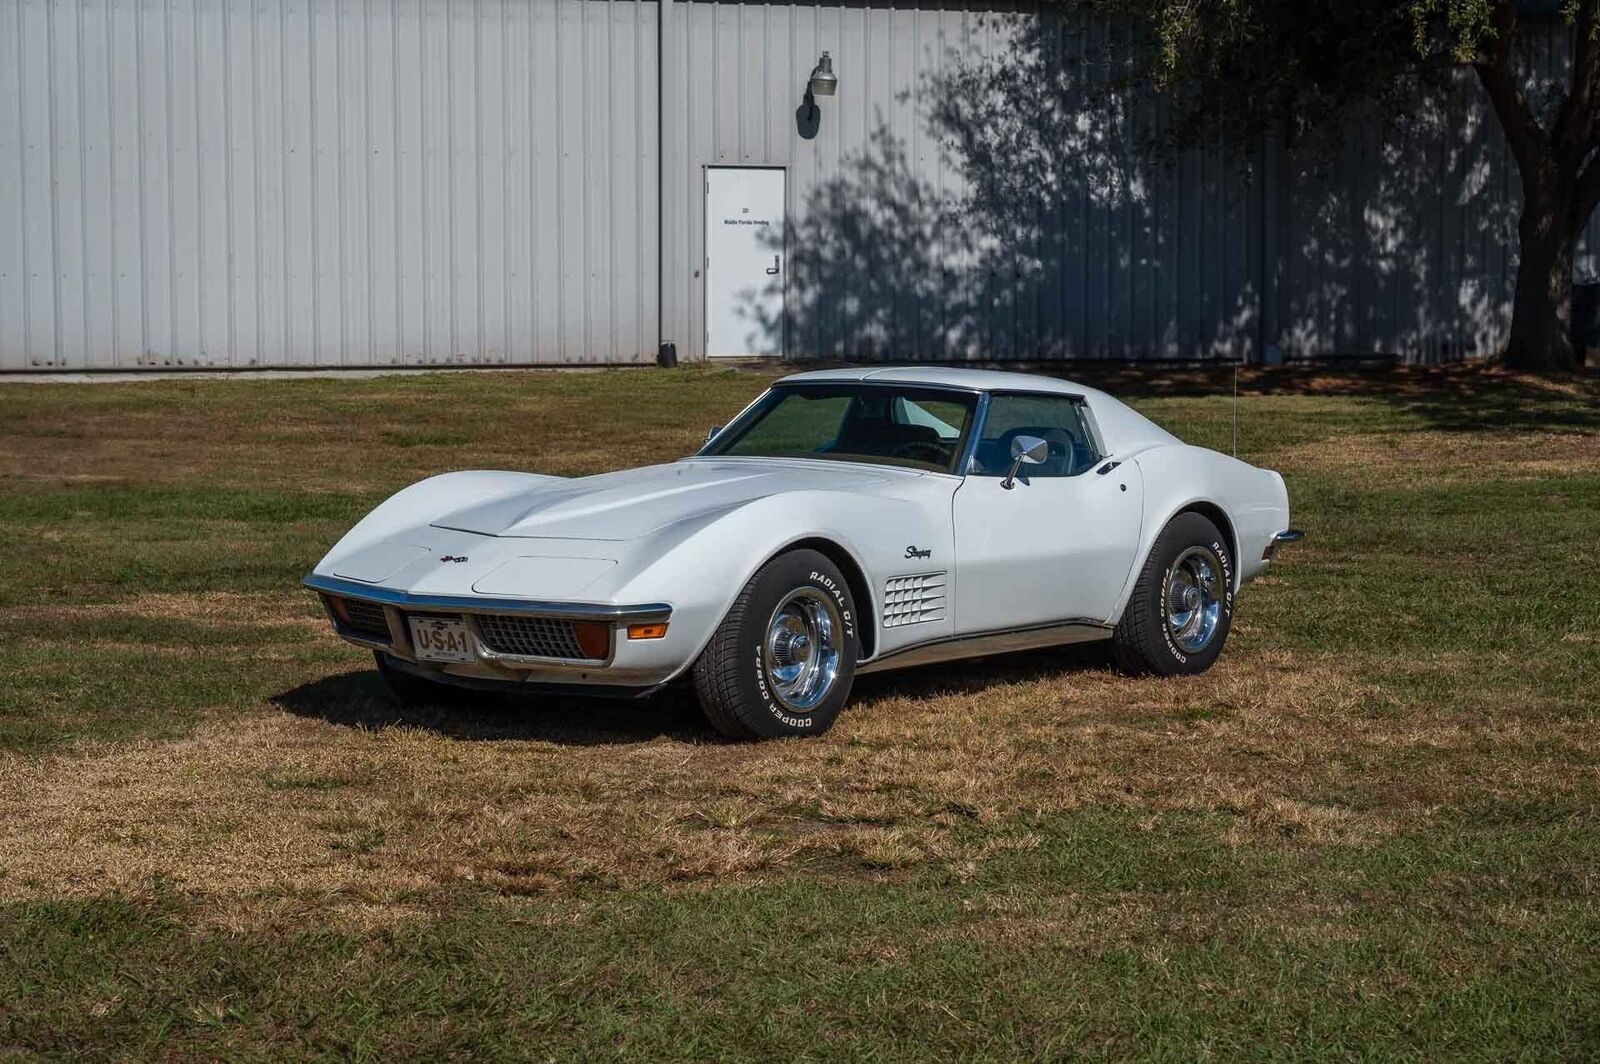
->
[[970, 394, 1099, 477]]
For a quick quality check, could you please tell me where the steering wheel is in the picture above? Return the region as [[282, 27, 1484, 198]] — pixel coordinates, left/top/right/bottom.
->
[[889, 440, 950, 467]]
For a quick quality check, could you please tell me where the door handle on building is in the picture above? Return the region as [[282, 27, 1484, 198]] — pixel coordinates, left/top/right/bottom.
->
[[765, 255, 781, 275]]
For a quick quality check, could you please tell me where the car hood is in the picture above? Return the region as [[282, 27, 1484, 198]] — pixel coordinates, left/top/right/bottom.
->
[[429, 458, 901, 540]]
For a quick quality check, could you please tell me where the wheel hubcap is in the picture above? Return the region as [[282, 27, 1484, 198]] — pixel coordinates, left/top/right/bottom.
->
[[763, 589, 842, 712], [1166, 546, 1224, 653]]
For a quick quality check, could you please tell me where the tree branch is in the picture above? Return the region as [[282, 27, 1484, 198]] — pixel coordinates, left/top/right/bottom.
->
[[1473, 0, 1546, 181], [1557, 0, 1600, 164]]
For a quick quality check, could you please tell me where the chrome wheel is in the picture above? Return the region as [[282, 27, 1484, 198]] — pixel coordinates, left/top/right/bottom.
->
[[1166, 545, 1224, 653], [762, 588, 842, 712]]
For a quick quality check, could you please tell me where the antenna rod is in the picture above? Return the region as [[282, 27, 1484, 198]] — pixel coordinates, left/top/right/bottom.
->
[[1232, 363, 1239, 457]]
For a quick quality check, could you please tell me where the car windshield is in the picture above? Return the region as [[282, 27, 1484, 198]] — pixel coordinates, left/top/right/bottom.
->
[[701, 383, 978, 474]]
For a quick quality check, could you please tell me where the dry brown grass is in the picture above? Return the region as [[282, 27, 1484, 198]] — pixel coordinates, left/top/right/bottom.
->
[[2, 365, 1594, 936], [0, 622, 1586, 930], [6, 591, 310, 628], [1276, 429, 1600, 483], [0, 370, 776, 494]]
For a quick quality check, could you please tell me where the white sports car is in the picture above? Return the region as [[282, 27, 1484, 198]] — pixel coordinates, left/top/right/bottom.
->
[[305, 368, 1301, 739]]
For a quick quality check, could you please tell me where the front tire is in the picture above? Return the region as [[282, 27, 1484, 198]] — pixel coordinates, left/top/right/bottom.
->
[[1112, 512, 1235, 676], [692, 549, 859, 739]]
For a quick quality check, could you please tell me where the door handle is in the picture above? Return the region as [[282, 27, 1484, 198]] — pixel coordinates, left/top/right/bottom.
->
[[765, 255, 780, 275]]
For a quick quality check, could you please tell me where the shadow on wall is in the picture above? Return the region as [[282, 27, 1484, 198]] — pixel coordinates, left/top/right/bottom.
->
[[753, 11, 1523, 364]]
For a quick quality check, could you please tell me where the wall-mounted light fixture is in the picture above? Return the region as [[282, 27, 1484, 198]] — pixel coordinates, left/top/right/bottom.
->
[[807, 52, 837, 97], [797, 51, 836, 139]]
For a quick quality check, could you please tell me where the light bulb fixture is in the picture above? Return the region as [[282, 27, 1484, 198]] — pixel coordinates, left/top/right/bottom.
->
[[807, 51, 837, 97]]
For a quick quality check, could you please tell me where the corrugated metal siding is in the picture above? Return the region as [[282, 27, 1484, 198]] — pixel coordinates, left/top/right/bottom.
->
[[0, 0, 659, 370], [1275, 70, 1528, 362], [660, 2, 1577, 364], [2, 0, 1592, 371], [663, 2, 1260, 361], [1274, 23, 1600, 362]]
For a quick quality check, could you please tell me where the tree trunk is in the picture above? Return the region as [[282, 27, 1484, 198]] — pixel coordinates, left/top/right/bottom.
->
[[1504, 190, 1581, 371]]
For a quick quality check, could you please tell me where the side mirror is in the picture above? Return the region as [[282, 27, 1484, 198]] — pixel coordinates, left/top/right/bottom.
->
[[1001, 434, 1049, 490], [704, 426, 722, 446]]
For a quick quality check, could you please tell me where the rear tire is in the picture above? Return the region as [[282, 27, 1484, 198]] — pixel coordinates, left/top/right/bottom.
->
[[1112, 512, 1235, 676], [692, 549, 859, 740], [374, 651, 475, 707]]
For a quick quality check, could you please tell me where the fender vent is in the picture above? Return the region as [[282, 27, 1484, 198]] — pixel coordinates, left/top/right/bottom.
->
[[883, 572, 947, 628]]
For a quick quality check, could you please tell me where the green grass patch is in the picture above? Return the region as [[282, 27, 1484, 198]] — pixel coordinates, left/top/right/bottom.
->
[[1, 364, 1597, 1057]]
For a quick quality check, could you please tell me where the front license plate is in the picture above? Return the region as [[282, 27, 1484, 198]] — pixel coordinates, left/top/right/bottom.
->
[[409, 616, 475, 663]]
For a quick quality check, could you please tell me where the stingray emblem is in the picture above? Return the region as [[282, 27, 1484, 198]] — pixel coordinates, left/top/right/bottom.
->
[[439, 555, 468, 564]]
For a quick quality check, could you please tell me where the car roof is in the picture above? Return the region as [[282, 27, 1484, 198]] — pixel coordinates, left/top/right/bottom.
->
[[775, 365, 1181, 455], [778, 366, 1093, 395]]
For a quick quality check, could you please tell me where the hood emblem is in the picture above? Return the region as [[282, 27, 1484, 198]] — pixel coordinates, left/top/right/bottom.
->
[[439, 555, 468, 564]]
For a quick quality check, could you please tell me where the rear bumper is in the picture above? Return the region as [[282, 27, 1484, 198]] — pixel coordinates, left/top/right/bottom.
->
[[304, 572, 682, 688], [1261, 528, 1306, 563]]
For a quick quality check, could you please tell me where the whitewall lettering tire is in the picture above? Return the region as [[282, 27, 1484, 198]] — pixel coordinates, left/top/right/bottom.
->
[[692, 549, 859, 739]]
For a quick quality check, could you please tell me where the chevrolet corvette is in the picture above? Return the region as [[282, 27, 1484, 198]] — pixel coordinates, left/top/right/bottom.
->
[[305, 368, 1301, 738]]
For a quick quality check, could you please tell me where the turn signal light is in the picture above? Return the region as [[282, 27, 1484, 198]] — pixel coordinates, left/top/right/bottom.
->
[[571, 621, 612, 660], [626, 623, 669, 640]]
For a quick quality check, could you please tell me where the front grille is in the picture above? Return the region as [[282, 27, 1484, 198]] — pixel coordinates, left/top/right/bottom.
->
[[475, 613, 592, 660], [883, 571, 948, 628], [334, 596, 392, 641]]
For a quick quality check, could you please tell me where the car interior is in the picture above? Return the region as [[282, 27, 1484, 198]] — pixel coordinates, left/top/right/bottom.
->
[[970, 426, 1098, 477], [827, 396, 963, 471]]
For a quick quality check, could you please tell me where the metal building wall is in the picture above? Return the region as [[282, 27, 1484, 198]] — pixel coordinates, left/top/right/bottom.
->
[[1271, 22, 1600, 363], [660, 2, 1261, 362], [2, 0, 1588, 371], [0, 0, 659, 371], [659, 3, 1584, 365]]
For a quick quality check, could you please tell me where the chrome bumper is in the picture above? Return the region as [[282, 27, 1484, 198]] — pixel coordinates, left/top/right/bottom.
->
[[1261, 528, 1306, 562], [303, 572, 673, 674]]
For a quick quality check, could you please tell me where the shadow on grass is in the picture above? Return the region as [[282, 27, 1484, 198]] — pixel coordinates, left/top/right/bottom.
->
[[1059, 363, 1600, 434], [852, 640, 1116, 705], [272, 669, 707, 746], [273, 643, 1118, 745]]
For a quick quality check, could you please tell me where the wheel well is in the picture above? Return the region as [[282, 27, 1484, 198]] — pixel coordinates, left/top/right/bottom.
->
[[785, 537, 877, 659], [1175, 502, 1238, 588]]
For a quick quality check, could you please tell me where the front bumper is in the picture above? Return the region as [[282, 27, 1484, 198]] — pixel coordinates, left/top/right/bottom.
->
[[304, 572, 680, 688]]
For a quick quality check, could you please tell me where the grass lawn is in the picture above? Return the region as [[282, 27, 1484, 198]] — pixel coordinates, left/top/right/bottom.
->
[[0, 364, 1597, 1060]]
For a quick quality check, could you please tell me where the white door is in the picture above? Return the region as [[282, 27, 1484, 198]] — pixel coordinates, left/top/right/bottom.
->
[[951, 394, 1146, 633], [705, 167, 786, 357]]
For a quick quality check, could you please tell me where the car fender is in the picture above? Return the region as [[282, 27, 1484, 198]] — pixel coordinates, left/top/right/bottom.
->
[[1110, 445, 1290, 621], [604, 485, 957, 669]]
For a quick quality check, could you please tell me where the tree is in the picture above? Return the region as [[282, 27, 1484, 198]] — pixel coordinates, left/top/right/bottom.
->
[[1102, 0, 1598, 370]]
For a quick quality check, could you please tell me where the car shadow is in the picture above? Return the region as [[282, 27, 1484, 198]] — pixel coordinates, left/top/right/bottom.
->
[[273, 643, 1117, 746], [271, 669, 709, 746], [850, 641, 1116, 704]]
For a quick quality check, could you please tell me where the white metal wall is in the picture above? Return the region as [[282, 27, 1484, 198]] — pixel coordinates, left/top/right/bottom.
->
[[662, 2, 1260, 362], [661, 2, 1582, 365], [2, 0, 1590, 371], [0, 0, 659, 370]]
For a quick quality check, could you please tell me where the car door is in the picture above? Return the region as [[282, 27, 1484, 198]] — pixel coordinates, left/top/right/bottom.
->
[[951, 393, 1144, 633]]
